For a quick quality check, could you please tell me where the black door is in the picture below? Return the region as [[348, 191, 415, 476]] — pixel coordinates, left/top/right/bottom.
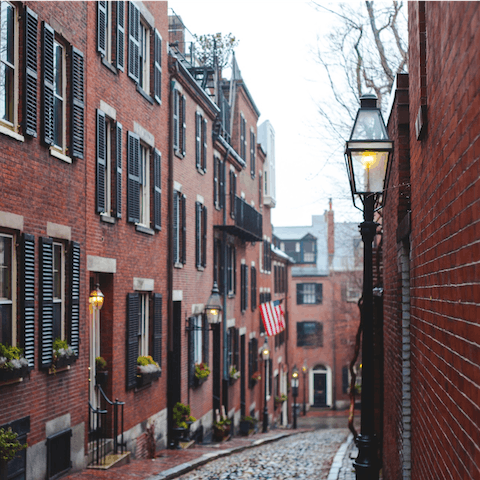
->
[[313, 373, 327, 407], [212, 323, 221, 415]]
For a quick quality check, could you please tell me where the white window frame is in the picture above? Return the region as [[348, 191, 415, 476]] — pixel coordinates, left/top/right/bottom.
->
[[0, 233, 16, 345], [105, 0, 112, 63], [0, 1, 18, 131], [138, 293, 149, 357], [52, 40, 66, 152], [139, 19, 150, 93], [52, 241, 65, 340], [193, 314, 203, 365], [139, 143, 150, 227]]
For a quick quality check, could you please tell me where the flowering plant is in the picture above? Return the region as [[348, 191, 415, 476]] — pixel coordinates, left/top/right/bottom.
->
[[0, 344, 28, 371], [137, 355, 161, 374], [195, 362, 211, 379], [229, 365, 240, 380], [251, 371, 261, 382], [53, 338, 75, 361]]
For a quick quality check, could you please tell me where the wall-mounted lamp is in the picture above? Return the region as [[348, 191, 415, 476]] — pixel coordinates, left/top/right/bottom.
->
[[89, 284, 104, 312]]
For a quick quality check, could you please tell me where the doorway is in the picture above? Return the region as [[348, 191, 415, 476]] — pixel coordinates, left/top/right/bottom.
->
[[311, 364, 331, 407]]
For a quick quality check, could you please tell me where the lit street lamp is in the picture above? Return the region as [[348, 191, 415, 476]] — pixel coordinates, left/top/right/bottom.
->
[[291, 366, 299, 429], [345, 94, 392, 480], [302, 363, 307, 416], [261, 338, 270, 433]]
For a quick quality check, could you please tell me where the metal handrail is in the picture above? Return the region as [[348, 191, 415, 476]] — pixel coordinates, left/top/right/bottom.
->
[[97, 385, 125, 455]]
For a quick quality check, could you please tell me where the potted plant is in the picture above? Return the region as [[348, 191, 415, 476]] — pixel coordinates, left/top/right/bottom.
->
[[250, 370, 261, 387], [95, 356, 108, 387], [194, 362, 210, 386], [137, 356, 161, 387], [51, 338, 76, 373], [0, 428, 27, 479], [275, 394, 288, 407], [0, 344, 29, 383], [212, 416, 231, 441], [239, 415, 257, 436], [229, 365, 240, 384], [172, 402, 196, 447]]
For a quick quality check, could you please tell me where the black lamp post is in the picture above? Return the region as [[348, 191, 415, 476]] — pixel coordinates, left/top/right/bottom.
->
[[302, 363, 307, 416], [291, 366, 299, 429], [345, 94, 392, 480], [261, 338, 270, 433]]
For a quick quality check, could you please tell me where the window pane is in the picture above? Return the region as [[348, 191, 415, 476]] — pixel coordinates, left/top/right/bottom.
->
[[0, 235, 12, 300], [53, 244, 62, 300], [0, 0, 15, 124], [53, 42, 64, 148], [0, 2, 14, 65]]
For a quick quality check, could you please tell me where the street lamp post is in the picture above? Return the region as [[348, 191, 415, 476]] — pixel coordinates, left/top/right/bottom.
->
[[302, 363, 307, 416], [345, 94, 392, 480], [261, 338, 270, 433], [291, 366, 299, 429]]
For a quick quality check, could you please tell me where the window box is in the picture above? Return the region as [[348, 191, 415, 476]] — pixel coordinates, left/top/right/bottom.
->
[[0, 366, 29, 384], [194, 375, 207, 388], [49, 354, 76, 374], [136, 370, 160, 388], [95, 370, 108, 387]]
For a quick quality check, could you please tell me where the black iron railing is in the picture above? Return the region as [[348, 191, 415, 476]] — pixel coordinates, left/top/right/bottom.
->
[[88, 386, 125, 466], [234, 196, 262, 239]]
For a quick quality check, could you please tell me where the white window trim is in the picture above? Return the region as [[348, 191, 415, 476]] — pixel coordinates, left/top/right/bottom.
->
[[139, 143, 150, 227], [0, 233, 16, 345], [139, 19, 150, 93], [52, 40, 67, 153], [193, 314, 203, 365], [138, 293, 149, 357], [52, 241, 65, 340]]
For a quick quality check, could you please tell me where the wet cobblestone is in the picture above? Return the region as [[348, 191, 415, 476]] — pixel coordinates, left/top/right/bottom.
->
[[176, 429, 348, 480]]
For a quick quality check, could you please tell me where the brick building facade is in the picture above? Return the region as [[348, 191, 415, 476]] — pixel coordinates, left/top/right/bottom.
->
[[382, 2, 480, 478]]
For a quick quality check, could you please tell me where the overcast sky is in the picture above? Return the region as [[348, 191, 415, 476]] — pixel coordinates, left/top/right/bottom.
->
[[168, 1, 364, 226]]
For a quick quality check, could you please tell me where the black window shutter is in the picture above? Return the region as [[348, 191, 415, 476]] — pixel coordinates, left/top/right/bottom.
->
[[181, 95, 186, 156], [202, 118, 207, 172], [126, 293, 139, 389], [128, 1, 140, 82], [202, 314, 209, 364], [316, 284, 323, 303], [173, 91, 179, 151], [173, 192, 179, 263], [69, 241, 80, 357], [240, 265, 245, 311], [21, 234, 35, 368], [234, 328, 239, 369], [152, 293, 162, 370], [96, 109, 106, 213], [188, 321, 195, 387], [195, 201, 200, 268], [24, 7, 38, 138], [220, 160, 225, 210], [41, 21, 55, 146], [244, 265, 248, 311], [268, 359, 273, 396], [127, 131, 140, 223], [40, 237, 54, 368], [97, 1, 107, 56], [213, 157, 219, 207], [116, 1, 125, 71], [154, 29, 162, 103], [202, 206, 207, 268], [342, 366, 349, 394], [229, 171, 235, 219], [252, 337, 258, 375], [181, 194, 186, 264], [115, 122, 123, 218], [71, 47, 85, 159], [153, 149, 162, 230], [297, 284, 303, 305], [251, 266, 256, 311], [248, 339, 253, 388], [297, 322, 303, 347], [195, 113, 201, 169]]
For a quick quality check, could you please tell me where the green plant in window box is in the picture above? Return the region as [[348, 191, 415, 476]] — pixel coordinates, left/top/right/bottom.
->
[[194, 362, 210, 379], [0, 427, 27, 463], [0, 344, 29, 383], [95, 356, 107, 371], [229, 365, 240, 380], [137, 355, 161, 374], [51, 338, 75, 373]]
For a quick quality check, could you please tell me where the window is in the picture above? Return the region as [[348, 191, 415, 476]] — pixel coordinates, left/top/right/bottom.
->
[[127, 2, 161, 102], [297, 321, 323, 347], [96, 109, 122, 218], [0, 1, 16, 129], [188, 313, 209, 387], [195, 201, 207, 269], [0, 234, 14, 346], [248, 337, 258, 389], [126, 292, 162, 389], [274, 264, 286, 293], [258, 172, 262, 211], [195, 113, 207, 172], [227, 245, 236, 295], [226, 327, 239, 375], [296, 283, 322, 304], [240, 263, 248, 312], [259, 291, 271, 335], [240, 114, 246, 160], [303, 240, 316, 263], [213, 238, 223, 293], [251, 266, 257, 311], [192, 315, 203, 365], [213, 157, 225, 210], [97, 1, 125, 71], [40, 238, 80, 369], [250, 129, 256, 178], [173, 190, 186, 265], [42, 22, 84, 159], [262, 240, 272, 274], [229, 170, 237, 219], [172, 90, 186, 156], [127, 131, 161, 231]]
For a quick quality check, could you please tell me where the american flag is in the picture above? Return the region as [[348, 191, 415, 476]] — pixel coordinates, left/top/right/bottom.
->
[[260, 300, 285, 336]]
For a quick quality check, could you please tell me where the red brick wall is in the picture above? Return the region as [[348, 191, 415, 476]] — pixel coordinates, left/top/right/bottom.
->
[[406, 3, 480, 478]]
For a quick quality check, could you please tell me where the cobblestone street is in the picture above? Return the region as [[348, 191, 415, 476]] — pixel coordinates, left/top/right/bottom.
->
[[174, 429, 348, 480]]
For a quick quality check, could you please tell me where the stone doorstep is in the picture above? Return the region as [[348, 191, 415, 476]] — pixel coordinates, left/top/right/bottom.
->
[[87, 452, 131, 470]]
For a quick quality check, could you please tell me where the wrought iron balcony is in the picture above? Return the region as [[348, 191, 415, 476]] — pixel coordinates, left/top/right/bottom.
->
[[216, 196, 262, 242]]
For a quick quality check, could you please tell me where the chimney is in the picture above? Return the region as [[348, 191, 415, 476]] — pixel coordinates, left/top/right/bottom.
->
[[327, 199, 334, 269]]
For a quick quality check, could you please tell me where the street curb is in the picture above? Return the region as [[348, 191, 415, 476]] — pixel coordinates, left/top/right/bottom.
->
[[145, 431, 305, 480], [327, 433, 354, 480]]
